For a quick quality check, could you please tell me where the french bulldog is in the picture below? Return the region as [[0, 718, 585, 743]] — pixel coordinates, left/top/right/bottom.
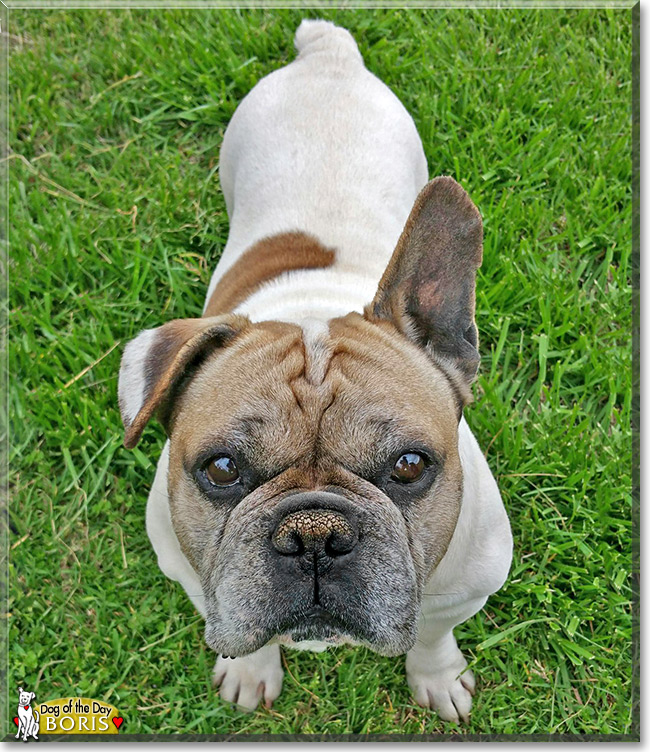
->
[[118, 19, 512, 723]]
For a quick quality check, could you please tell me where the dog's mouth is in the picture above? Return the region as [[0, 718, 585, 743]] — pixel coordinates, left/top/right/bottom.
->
[[275, 606, 362, 646], [206, 603, 371, 657]]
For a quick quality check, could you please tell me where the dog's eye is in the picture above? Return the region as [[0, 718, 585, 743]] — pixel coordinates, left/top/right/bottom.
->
[[205, 455, 240, 486], [391, 452, 426, 483]]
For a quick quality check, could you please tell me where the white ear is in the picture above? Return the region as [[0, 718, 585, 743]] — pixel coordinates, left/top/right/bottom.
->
[[117, 328, 158, 428], [18, 687, 23, 694], [117, 316, 249, 449], [29, 692, 35, 701]]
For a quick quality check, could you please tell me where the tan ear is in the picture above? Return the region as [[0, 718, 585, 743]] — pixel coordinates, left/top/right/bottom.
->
[[367, 176, 483, 389], [118, 314, 250, 449]]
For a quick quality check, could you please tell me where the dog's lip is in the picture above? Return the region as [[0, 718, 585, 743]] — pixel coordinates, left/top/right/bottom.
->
[[305, 605, 344, 622], [206, 604, 364, 657], [279, 605, 357, 639]]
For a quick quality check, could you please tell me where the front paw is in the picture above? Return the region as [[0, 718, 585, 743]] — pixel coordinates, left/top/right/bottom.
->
[[213, 643, 284, 711], [406, 653, 475, 723]]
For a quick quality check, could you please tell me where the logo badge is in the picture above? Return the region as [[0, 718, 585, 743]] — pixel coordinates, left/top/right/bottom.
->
[[12, 692, 124, 737]]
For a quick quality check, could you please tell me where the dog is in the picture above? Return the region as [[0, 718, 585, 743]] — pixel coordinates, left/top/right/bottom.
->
[[16, 688, 39, 741], [118, 19, 512, 722]]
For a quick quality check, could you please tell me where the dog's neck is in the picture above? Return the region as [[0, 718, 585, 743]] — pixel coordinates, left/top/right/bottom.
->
[[233, 266, 378, 325], [203, 231, 385, 326]]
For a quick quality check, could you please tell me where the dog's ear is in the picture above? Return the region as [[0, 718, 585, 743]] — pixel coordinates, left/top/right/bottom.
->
[[18, 687, 22, 694], [29, 692, 35, 702], [118, 314, 250, 449], [366, 176, 483, 397]]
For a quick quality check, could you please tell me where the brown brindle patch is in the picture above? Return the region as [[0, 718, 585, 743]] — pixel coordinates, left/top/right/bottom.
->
[[204, 232, 336, 317]]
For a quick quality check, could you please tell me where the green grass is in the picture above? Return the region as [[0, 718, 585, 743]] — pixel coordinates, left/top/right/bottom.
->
[[7, 7, 634, 738]]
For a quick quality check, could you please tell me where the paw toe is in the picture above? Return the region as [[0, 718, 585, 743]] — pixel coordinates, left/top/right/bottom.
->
[[459, 669, 476, 696], [212, 648, 283, 711], [408, 667, 475, 724], [228, 679, 262, 712], [449, 681, 472, 723], [426, 688, 461, 723]]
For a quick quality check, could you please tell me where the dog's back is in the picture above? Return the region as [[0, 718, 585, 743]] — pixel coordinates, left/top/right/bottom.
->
[[209, 20, 428, 321]]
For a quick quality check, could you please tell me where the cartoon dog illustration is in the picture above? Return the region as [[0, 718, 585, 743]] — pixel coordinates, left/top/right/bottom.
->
[[15, 688, 39, 741]]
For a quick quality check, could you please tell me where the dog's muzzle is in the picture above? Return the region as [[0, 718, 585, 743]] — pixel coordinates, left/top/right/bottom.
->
[[205, 489, 420, 657]]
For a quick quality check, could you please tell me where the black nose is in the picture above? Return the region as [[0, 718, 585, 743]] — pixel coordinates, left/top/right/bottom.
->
[[272, 507, 358, 558]]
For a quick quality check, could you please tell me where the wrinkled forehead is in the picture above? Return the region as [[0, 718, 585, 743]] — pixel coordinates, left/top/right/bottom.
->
[[323, 313, 461, 455], [172, 314, 459, 461], [170, 320, 328, 456]]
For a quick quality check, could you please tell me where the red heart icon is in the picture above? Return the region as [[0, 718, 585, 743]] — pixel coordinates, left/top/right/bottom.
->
[[13, 717, 19, 726], [112, 717, 123, 730]]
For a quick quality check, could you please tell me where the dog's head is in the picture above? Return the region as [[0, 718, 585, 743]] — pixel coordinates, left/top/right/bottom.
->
[[18, 689, 34, 706], [119, 177, 483, 657]]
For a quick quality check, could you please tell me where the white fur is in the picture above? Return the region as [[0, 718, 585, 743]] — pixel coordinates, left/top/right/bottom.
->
[[300, 318, 331, 385], [147, 441, 206, 616], [147, 19, 512, 719], [118, 328, 158, 426], [232, 269, 379, 326]]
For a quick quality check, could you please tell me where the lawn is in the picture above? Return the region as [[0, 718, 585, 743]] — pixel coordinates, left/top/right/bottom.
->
[[7, 6, 636, 738]]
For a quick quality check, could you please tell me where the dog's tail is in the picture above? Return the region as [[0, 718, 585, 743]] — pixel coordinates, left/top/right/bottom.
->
[[294, 19, 362, 62]]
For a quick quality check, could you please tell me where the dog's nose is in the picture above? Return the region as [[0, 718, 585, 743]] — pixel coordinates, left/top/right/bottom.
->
[[272, 508, 357, 558]]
